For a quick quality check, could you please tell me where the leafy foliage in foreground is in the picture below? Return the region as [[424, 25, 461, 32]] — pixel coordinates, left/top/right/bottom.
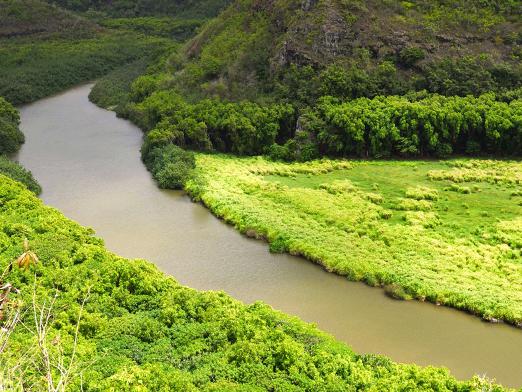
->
[[0, 176, 505, 390], [186, 155, 522, 326]]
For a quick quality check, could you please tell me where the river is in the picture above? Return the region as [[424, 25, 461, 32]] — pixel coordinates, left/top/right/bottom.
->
[[16, 84, 522, 388]]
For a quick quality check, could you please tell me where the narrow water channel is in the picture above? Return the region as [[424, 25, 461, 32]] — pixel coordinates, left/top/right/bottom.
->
[[16, 84, 522, 388]]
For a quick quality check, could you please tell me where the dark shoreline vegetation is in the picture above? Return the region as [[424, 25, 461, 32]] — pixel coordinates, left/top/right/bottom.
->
[[0, 0, 174, 106], [0, 32, 171, 106], [0, 97, 41, 194], [1, 176, 509, 390]]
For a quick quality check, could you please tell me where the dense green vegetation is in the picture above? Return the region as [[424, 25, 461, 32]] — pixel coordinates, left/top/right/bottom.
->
[[0, 97, 24, 155], [129, 88, 521, 161], [1, 176, 507, 390], [46, 0, 231, 18], [185, 155, 522, 327], [0, 0, 172, 105], [279, 93, 522, 159], [0, 97, 41, 194], [131, 90, 295, 155], [0, 156, 41, 195]]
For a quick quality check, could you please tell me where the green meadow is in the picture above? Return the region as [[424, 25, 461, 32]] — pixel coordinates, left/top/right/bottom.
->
[[187, 156, 522, 326]]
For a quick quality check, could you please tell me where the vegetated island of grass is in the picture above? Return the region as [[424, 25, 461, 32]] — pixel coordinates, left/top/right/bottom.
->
[[0, 176, 510, 390], [185, 155, 522, 327]]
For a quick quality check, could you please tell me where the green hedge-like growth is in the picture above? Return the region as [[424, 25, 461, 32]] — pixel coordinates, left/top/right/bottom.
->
[[131, 86, 521, 162], [295, 94, 522, 159]]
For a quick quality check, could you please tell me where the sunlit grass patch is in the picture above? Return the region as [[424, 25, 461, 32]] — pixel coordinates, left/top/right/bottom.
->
[[187, 155, 522, 326]]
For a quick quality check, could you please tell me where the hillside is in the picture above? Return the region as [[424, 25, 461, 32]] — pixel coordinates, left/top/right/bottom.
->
[[0, 0, 171, 105], [0, 0, 98, 38], [171, 0, 521, 102], [111, 0, 521, 167], [45, 0, 232, 18]]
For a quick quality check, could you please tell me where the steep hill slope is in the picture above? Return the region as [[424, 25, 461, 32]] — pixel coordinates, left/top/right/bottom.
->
[[0, 0, 170, 104], [45, 0, 232, 18], [173, 0, 521, 101], [0, 0, 98, 38]]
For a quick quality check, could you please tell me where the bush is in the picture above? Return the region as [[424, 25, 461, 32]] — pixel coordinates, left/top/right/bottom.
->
[[267, 143, 292, 161], [435, 143, 453, 158], [0, 156, 41, 194], [146, 144, 195, 189], [398, 47, 425, 68], [0, 118, 24, 154]]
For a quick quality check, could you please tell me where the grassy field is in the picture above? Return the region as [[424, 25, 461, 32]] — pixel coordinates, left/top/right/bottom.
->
[[186, 156, 522, 326]]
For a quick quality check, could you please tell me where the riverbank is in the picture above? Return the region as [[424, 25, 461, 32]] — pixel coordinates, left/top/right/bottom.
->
[[186, 155, 522, 327], [1, 170, 509, 389]]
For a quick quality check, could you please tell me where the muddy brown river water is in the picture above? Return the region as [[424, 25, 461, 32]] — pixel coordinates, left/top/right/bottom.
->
[[16, 84, 522, 388]]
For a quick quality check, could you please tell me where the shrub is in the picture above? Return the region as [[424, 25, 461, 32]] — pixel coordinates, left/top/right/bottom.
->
[[147, 144, 195, 189], [0, 118, 24, 154], [398, 47, 425, 68], [267, 143, 292, 161], [0, 156, 41, 194], [405, 186, 439, 201], [0, 97, 24, 154]]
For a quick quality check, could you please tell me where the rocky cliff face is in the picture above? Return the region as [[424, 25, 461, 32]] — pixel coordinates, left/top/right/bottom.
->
[[177, 0, 521, 100], [276, 0, 518, 68]]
